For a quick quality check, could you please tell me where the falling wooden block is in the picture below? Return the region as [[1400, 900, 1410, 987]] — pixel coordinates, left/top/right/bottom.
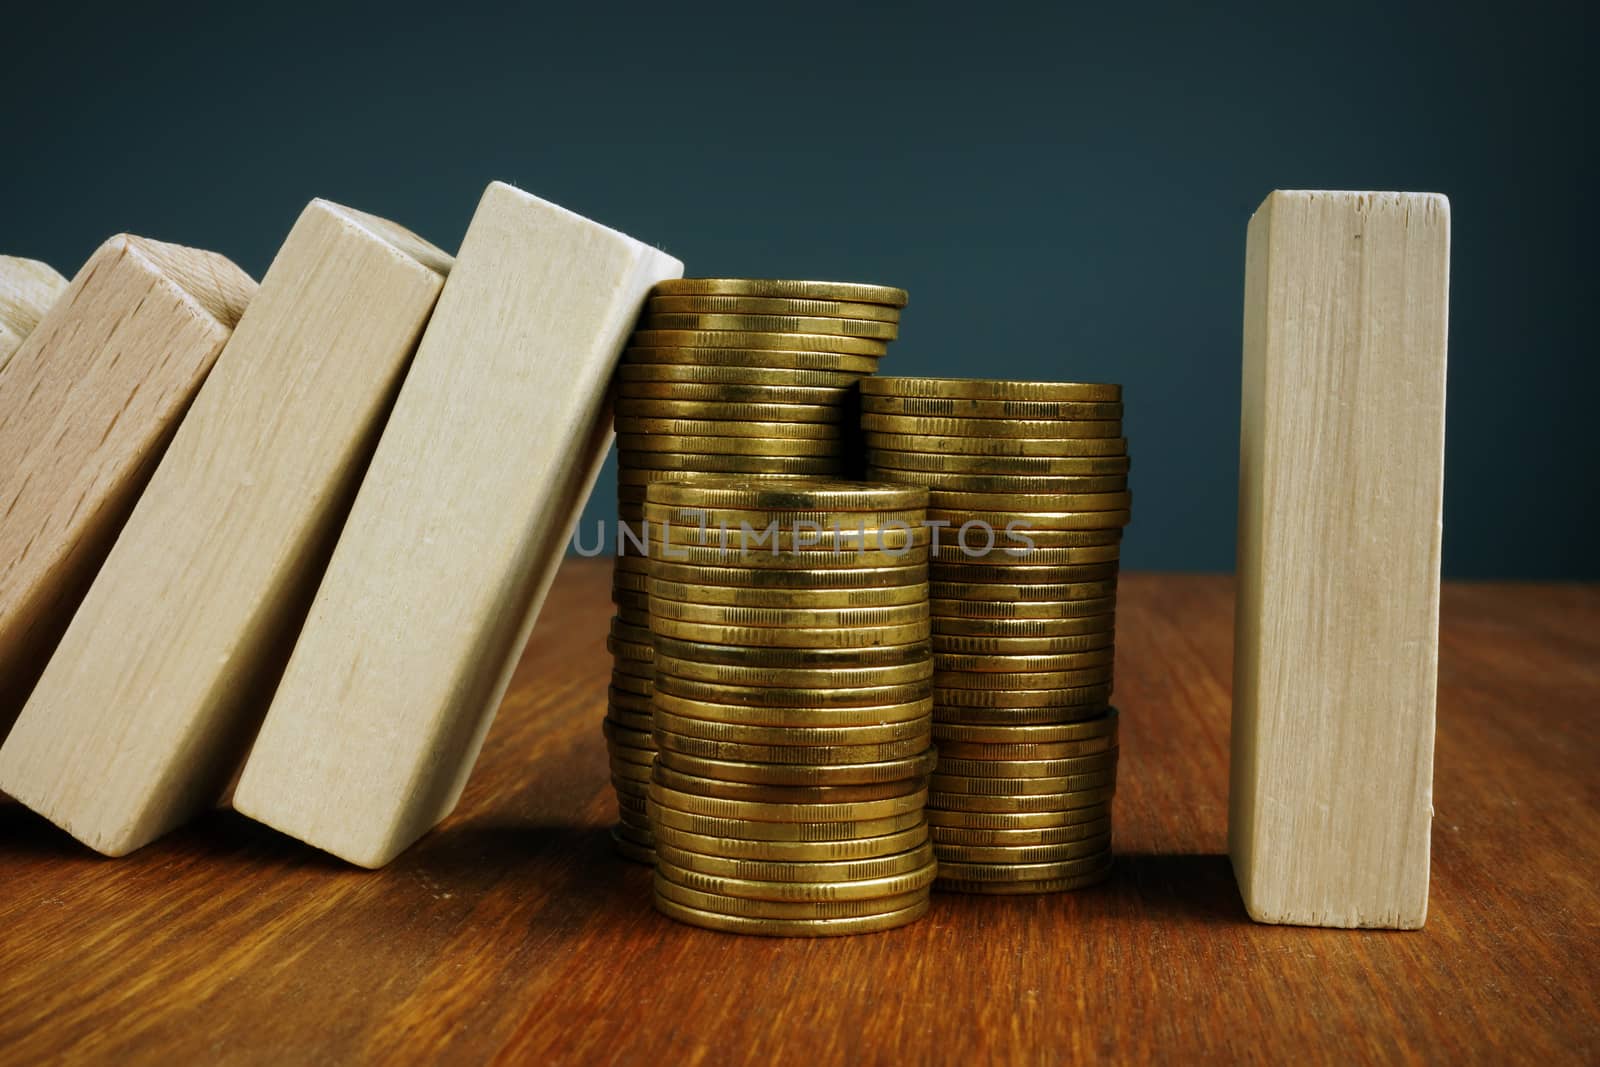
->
[[0, 256, 68, 368], [0, 238, 254, 738], [234, 181, 683, 867], [0, 202, 450, 854], [1230, 190, 1449, 929]]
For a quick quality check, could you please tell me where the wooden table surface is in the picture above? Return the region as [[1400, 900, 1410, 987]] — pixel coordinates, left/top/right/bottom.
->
[[1, 561, 1595, 1065]]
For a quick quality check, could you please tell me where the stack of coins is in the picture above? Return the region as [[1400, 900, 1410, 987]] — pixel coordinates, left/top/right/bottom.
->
[[605, 279, 909, 862], [859, 377, 1130, 894], [640, 478, 939, 936]]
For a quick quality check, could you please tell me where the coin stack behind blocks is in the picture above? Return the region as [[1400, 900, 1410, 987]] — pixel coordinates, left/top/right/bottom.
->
[[641, 478, 939, 936], [860, 377, 1130, 894], [605, 280, 909, 863]]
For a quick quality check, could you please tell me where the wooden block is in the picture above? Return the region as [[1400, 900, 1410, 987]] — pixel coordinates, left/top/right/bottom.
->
[[1230, 190, 1449, 929], [0, 238, 254, 738], [0, 202, 450, 854], [0, 256, 68, 368], [234, 182, 683, 867]]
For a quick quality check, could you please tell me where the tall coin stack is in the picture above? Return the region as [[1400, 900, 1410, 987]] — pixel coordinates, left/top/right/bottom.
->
[[606, 280, 911, 862], [859, 377, 1130, 894], [640, 478, 939, 936]]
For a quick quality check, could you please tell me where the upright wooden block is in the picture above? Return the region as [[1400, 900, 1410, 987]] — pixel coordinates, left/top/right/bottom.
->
[[0, 202, 450, 854], [0, 256, 68, 368], [234, 182, 683, 867], [1230, 190, 1449, 929], [0, 238, 254, 738]]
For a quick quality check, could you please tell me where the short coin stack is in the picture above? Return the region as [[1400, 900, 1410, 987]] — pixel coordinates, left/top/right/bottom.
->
[[641, 478, 939, 936], [859, 377, 1130, 894], [605, 279, 909, 862]]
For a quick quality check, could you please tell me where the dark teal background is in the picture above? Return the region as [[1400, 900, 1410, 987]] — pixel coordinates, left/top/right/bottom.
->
[[2, 2, 1589, 577]]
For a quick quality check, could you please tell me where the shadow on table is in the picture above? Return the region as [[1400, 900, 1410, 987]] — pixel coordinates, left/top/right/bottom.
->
[[0, 798, 86, 860], [1106, 852, 1252, 925]]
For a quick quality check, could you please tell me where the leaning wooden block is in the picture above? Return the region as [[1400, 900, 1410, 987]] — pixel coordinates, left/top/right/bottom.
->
[[234, 181, 682, 867], [0, 201, 450, 854], [0, 238, 254, 738], [1230, 190, 1449, 929], [0, 256, 68, 368]]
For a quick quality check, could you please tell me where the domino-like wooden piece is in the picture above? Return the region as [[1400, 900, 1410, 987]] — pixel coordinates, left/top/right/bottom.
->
[[0, 256, 67, 368], [0, 238, 254, 738], [1230, 190, 1450, 929], [0, 202, 450, 854], [234, 182, 683, 867]]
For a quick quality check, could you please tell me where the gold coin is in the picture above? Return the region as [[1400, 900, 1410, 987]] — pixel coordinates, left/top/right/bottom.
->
[[653, 710, 931, 748], [924, 805, 1113, 830], [648, 294, 901, 322], [934, 833, 1111, 864], [935, 734, 1117, 760], [654, 635, 930, 668], [935, 853, 1112, 883], [937, 751, 1117, 779], [623, 345, 879, 373], [647, 797, 924, 841], [631, 329, 887, 357], [653, 730, 931, 766], [654, 655, 932, 690], [649, 580, 929, 609], [929, 579, 1117, 601], [605, 634, 652, 661], [923, 490, 1131, 512], [614, 398, 844, 422], [617, 468, 816, 488], [640, 313, 898, 340], [611, 585, 650, 609], [611, 564, 650, 589], [607, 708, 653, 733], [644, 543, 928, 570], [930, 770, 1117, 796], [871, 469, 1130, 494], [927, 509, 1131, 531], [610, 828, 656, 865], [931, 562, 1119, 585], [862, 395, 1122, 420], [610, 759, 655, 783], [933, 614, 1113, 637], [860, 377, 1118, 402], [608, 686, 654, 712], [621, 451, 841, 474], [931, 816, 1113, 845], [652, 692, 933, 729], [654, 842, 934, 883], [654, 877, 928, 920], [648, 599, 930, 629], [932, 544, 1120, 565], [615, 416, 843, 439], [933, 686, 1112, 710], [650, 520, 930, 551], [654, 675, 931, 710], [648, 781, 927, 824], [652, 765, 927, 805], [617, 380, 851, 405], [935, 866, 1113, 894], [934, 668, 1114, 690], [614, 607, 651, 630], [656, 858, 937, 903], [930, 597, 1118, 620], [609, 617, 652, 643], [932, 632, 1114, 655], [933, 706, 1113, 728], [648, 478, 928, 512], [864, 432, 1127, 458], [957, 527, 1123, 548], [620, 433, 846, 457], [926, 785, 1118, 813], [644, 503, 927, 530], [618, 364, 862, 388], [867, 448, 1132, 476], [611, 673, 654, 697], [649, 617, 931, 649], [653, 278, 909, 307], [652, 894, 930, 935], [651, 822, 927, 862], [861, 414, 1123, 439], [609, 741, 657, 767], [935, 649, 1116, 673], [659, 748, 940, 786], [931, 711, 1118, 744], [602, 719, 654, 750]]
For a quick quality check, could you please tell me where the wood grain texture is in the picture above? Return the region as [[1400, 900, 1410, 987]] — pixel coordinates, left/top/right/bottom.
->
[[0, 256, 67, 368], [0, 237, 254, 738], [0, 564, 1593, 1065], [234, 182, 682, 868], [1232, 190, 1450, 928], [0, 202, 449, 854]]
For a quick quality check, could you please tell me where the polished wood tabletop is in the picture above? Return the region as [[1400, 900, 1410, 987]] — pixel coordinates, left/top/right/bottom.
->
[[1, 561, 1595, 1064]]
